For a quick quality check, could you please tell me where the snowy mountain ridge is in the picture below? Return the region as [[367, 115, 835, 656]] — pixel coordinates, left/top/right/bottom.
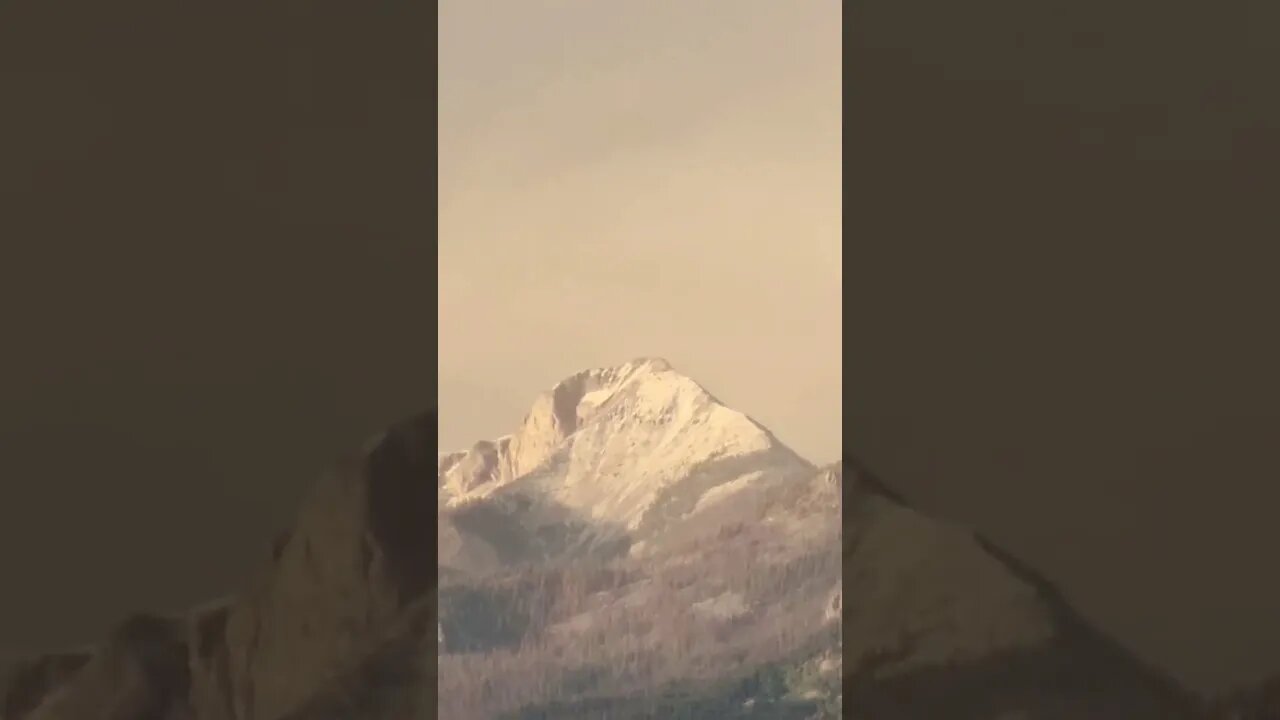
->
[[438, 358, 815, 536]]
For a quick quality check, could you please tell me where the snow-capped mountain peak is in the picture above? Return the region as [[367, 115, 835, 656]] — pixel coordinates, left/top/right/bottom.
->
[[438, 359, 813, 535]]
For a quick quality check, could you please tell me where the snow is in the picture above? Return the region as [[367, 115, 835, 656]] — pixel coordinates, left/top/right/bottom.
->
[[691, 592, 750, 621], [438, 358, 813, 534], [690, 471, 767, 514]]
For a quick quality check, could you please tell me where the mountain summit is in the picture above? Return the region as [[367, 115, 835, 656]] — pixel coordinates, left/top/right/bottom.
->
[[438, 359, 814, 571]]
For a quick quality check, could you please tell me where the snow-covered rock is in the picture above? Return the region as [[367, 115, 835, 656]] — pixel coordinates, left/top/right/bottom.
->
[[439, 358, 815, 568]]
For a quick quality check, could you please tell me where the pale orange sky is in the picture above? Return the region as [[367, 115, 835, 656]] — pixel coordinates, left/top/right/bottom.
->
[[438, 0, 841, 463]]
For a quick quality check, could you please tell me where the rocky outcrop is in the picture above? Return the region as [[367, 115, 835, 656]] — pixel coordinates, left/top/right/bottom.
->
[[841, 460, 1200, 719], [215, 411, 435, 720], [6, 411, 437, 720]]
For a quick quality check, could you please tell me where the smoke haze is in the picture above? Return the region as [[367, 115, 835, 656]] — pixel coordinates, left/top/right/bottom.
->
[[438, 1, 843, 463]]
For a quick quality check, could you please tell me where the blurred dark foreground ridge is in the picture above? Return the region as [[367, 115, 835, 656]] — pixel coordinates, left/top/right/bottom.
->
[[0, 401, 1276, 719]]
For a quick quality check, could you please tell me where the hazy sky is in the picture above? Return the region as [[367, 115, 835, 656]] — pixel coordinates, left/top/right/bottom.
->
[[438, 1, 841, 463]]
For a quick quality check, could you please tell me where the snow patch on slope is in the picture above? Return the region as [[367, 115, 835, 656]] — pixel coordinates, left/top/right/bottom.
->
[[690, 471, 768, 515], [692, 592, 750, 621]]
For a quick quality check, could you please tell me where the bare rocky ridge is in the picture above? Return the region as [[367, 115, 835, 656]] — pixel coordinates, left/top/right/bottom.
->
[[1, 359, 1270, 718], [213, 411, 436, 720], [840, 462, 1201, 718], [1, 411, 438, 720]]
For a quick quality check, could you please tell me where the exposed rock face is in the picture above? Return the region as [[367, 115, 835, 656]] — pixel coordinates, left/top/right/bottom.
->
[[216, 411, 435, 720], [841, 461, 1200, 719], [825, 586, 841, 624], [841, 460, 1058, 677], [3, 412, 437, 720]]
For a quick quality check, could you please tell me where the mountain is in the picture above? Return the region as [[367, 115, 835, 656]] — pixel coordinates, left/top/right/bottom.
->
[[434, 359, 840, 718], [839, 461, 1200, 718], [1, 411, 439, 720], [439, 358, 816, 572], [434, 360, 1198, 718], [0, 359, 1227, 718]]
